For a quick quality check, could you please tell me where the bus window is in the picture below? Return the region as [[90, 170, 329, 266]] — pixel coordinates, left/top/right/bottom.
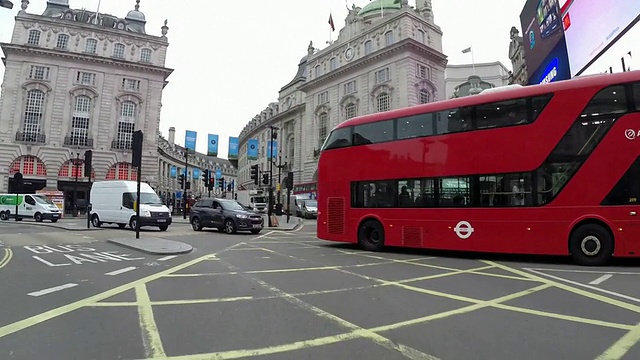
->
[[476, 98, 528, 129], [438, 177, 472, 207], [581, 85, 628, 117], [353, 120, 394, 145], [397, 113, 434, 140], [322, 127, 352, 151], [479, 173, 532, 207], [634, 83, 640, 111], [436, 107, 472, 135]]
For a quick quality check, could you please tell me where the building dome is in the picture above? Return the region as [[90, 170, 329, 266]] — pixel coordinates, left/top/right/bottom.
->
[[358, 0, 401, 17], [125, 0, 146, 22]]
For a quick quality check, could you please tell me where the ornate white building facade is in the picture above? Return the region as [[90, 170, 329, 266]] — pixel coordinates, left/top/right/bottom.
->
[[445, 62, 511, 98], [0, 0, 172, 211], [157, 127, 237, 208], [507, 26, 528, 85], [236, 0, 447, 191]]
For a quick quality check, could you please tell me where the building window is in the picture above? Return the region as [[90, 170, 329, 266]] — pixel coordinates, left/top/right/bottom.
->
[[28, 65, 50, 81], [315, 65, 322, 78], [70, 96, 91, 147], [376, 93, 390, 112], [113, 43, 125, 58], [317, 91, 329, 104], [419, 89, 430, 104], [345, 103, 357, 119], [76, 71, 96, 86], [417, 64, 430, 79], [344, 80, 357, 95], [364, 40, 372, 55], [85, 39, 97, 53], [375, 68, 390, 84], [23, 90, 45, 138], [116, 101, 136, 149], [56, 34, 69, 49], [140, 48, 152, 63], [416, 29, 425, 43], [122, 78, 141, 92], [385, 31, 394, 46], [27, 30, 40, 45], [330, 57, 337, 71], [318, 113, 328, 149]]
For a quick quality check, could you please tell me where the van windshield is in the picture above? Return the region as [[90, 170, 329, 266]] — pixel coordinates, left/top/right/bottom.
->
[[33, 195, 55, 205], [252, 196, 266, 203], [126, 192, 163, 205]]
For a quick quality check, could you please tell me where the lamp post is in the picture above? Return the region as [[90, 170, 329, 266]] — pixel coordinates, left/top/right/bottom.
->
[[267, 125, 278, 226], [273, 154, 288, 204]]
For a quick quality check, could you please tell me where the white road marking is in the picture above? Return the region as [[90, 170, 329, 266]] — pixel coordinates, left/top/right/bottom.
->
[[527, 267, 640, 275], [589, 274, 613, 285], [157, 255, 177, 262], [27, 283, 78, 297], [105, 266, 137, 276], [525, 268, 640, 303]]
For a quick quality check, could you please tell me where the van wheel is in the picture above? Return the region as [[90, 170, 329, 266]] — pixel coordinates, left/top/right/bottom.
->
[[91, 214, 102, 228], [569, 223, 614, 266], [358, 219, 385, 252], [129, 217, 138, 231], [0, 211, 8, 221], [34, 213, 43, 222]]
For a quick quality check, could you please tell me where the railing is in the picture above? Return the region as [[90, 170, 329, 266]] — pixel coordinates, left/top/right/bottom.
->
[[111, 139, 132, 150], [15, 132, 45, 144], [64, 136, 93, 148]]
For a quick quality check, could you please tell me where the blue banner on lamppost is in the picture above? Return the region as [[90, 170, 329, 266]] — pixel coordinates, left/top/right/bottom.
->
[[207, 134, 219, 156], [185, 130, 197, 152]]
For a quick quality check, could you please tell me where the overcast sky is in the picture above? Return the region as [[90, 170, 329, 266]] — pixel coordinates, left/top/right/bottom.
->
[[0, 0, 526, 157]]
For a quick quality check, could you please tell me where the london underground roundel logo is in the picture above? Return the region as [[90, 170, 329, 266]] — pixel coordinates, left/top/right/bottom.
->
[[250, 144, 256, 149], [625, 129, 637, 140], [210, 139, 216, 145], [453, 221, 474, 239]]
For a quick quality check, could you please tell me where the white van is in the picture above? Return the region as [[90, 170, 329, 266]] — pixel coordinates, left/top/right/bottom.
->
[[90, 180, 172, 231], [0, 193, 62, 222]]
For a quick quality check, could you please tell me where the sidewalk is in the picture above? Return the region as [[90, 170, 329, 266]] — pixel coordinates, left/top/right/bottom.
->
[[0, 217, 99, 231], [171, 214, 303, 231]]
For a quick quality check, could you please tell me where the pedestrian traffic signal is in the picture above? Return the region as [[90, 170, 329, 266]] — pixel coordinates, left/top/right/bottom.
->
[[250, 164, 259, 185], [202, 169, 209, 184], [262, 173, 269, 185], [178, 174, 185, 188]]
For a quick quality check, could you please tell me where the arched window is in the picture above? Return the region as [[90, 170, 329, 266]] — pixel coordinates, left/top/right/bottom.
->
[[70, 95, 92, 146], [115, 101, 136, 149], [105, 162, 137, 180], [56, 34, 69, 49], [318, 113, 328, 149], [419, 89, 430, 104], [364, 40, 373, 55], [85, 39, 97, 53], [385, 31, 394, 46], [345, 103, 357, 119], [140, 48, 152, 63], [415, 29, 425, 43], [376, 93, 390, 112], [27, 30, 40, 45], [113, 43, 125, 58], [23, 89, 45, 139]]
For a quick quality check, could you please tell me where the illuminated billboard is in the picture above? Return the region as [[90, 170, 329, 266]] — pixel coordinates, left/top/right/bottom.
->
[[563, 0, 640, 76], [520, 0, 565, 76], [580, 21, 640, 76], [527, 37, 571, 85]]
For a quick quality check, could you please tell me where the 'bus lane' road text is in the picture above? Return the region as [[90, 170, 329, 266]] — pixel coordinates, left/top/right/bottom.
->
[[23, 245, 145, 267]]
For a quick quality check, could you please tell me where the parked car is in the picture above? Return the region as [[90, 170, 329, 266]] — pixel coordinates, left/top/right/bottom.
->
[[189, 198, 264, 234]]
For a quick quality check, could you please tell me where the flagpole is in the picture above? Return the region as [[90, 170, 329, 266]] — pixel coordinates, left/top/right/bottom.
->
[[471, 47, 476, 75]]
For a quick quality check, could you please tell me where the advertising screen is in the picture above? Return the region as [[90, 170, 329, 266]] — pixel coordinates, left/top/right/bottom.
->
[[520, 0, 565, 75], [563, 0, 640, 76], [580, 21, 640, 76], [527, 37, 571, 85]]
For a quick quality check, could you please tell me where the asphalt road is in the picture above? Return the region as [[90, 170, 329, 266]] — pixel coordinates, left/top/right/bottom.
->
[[2, 221, 640, 359]]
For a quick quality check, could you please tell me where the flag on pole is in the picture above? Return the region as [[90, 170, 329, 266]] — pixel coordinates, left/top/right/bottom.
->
[[462, 47, 472, 54], [329, 13, 335, 31]]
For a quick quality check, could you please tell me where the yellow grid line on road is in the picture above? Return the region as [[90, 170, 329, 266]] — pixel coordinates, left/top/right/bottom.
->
[[135, 284, 166, 358], [0, 248, 12, 270]]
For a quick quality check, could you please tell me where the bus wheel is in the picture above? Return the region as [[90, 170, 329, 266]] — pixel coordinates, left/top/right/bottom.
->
[[569, 224, 613, 266], [358, 219, 385, 252]]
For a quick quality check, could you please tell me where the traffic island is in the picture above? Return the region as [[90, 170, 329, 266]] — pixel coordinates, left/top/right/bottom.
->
[[108, 236, 193, 255], [264, 216, 304, 231]]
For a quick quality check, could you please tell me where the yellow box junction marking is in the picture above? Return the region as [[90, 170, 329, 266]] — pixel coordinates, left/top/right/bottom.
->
[[0, 248, 13, 270]]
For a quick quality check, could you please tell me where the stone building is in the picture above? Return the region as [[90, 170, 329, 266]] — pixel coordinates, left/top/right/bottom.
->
[[445, 62, 511, 98], [507, 26, 528, 85]]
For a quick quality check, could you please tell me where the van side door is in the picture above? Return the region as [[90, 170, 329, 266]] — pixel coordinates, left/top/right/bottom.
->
[[23, 195, 36, 216]]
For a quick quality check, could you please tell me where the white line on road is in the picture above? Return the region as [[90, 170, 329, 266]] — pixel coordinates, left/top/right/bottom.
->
[[157, 255, 177, 262], [105, 266, 137, 276], [589, 274, 613, 285], [527, 267, 640, 275], [525, 268, 640, 303], [27, 283, 78, 297]]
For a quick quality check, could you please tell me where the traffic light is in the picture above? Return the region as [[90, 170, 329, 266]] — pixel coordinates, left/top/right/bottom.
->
[[262, 173, 269, 185], [218, 177, 225, 190], [178, 174, 185, 188], [227, 183, 232, 192], [286, 171, 294, 190], [250, 164, 259, 185], [131, 130, 143, 168], [202, 169, 209, 184], [84, 150, 92, 178], [208, 177, 215, 191]]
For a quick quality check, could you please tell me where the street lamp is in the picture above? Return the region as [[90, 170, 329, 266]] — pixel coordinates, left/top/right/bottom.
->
[[273, 153, 288, 204], [0, 1, 14, 9]]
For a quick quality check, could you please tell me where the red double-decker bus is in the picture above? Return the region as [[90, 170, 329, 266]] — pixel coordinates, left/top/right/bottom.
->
[[316, 71, 640, 266]]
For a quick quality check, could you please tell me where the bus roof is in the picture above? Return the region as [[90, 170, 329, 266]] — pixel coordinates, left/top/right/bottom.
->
[[335, 70, 640, 129]]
